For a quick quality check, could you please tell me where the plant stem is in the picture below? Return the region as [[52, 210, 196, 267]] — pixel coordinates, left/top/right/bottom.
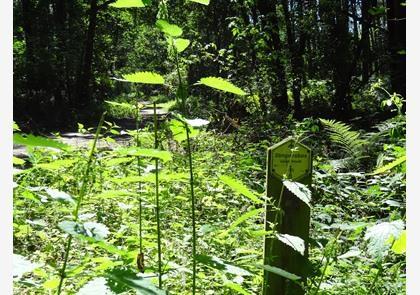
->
[[135, 90, 143, 254], [57, 111, 106, 295], [185, 122, 197, 295], [154, 102, 163, 288]]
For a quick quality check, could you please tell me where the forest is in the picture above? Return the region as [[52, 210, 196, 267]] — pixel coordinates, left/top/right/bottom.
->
[[13, 0, 406, 294]]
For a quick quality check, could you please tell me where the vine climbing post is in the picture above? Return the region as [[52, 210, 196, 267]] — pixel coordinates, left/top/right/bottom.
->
[[263, 137, 312, 295]]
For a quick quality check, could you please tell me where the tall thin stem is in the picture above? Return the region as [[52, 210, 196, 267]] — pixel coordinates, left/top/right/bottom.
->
[[57, 112, 106, 295], [185, 123, 197, 295], [154, 102, 163, 288], [135, 90, 143, 259]]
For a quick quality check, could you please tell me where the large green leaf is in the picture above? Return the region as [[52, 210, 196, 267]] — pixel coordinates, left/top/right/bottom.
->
[[173, 38, 190, 53], [109, 0, 145, 8], [105, 267, 166, 295], [275, 233, 305, 256], [13, 133, 71, 150], [372, 155, 406, 175], [44, 188, 76, 204], [364, 220, 405, 258], [196, 254, 252, 276], [156, 20, 183, 37], [35, 159, 76, 170], [219, 175, 263, 204], [391, 230, 406, 254], [283, 180, 311, 207], [122, 71, 165, 84], [197, 77, 246, 96], [13, 254, 42, 280], [58, 221, 110, 241], [169, 119, 199, 143]]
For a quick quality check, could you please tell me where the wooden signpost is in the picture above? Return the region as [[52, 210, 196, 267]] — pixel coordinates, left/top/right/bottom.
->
[[263, 137, 312, 295]]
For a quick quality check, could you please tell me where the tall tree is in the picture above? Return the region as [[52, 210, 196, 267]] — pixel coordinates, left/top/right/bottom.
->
[[256, 0, 289, 113], [386, 0, 406, 98]]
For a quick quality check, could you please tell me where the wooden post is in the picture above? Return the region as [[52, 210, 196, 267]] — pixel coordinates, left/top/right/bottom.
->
[[263, 137, 312, 295]]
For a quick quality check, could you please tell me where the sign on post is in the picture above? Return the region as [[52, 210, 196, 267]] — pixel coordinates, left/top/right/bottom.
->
[[263, 137, 312, 295]]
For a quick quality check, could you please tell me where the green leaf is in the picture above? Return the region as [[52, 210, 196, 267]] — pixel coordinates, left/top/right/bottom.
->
[[109, 0, 146, 8], [196, 254, 252, 276], [275, 233, 305, 256], [13, 254, 42, 280], [35, 159, 76, 170], [223, 281, 251, 295], [220, 208, 264, 237], [197, 77, 246, 96], [58, 221, 110, 241], [219, 175, 263, 204], [372, 155, 406, 175], [253, 264, 300, 281], [13, 121, 21, 131], [189, 0, 210, 5], [156, 20, 183, 37], [169, 119, 199, 143], [13, 133, 71, 150], [44, 188, 76, 204], [13, 156, 25, 166], [105, 267, 166, 294], [116, 147, 172, 162], [364, 220, 405, 258], [122, 71, 165, 84], [283, 180, 311, 207], [173, 38, 190, 53], [391, 230, 406, 254], [43, 277, 61, 289], [105, 100, 136, 110]]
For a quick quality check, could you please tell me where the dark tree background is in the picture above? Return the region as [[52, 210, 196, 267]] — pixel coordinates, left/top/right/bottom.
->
[[13, 0, 406, 131]]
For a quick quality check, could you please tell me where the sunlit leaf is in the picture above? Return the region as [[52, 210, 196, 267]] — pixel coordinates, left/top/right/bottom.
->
[[94, 190, 137, 199], [275, 233, 305, 256], [173, 38, 190, 53], [169, 119, 199, 143], [44, 188, 76, 204], [13, 254, 42, 280], [13, 133, 71, 150], [189, 0, 210, 5], [283, 180, 311, 207], [156, 20, 183, 37], [391, 230, 406, 254], [197, 77, 246, 96], [122, 71, 165, 84], [77, 278, 115, 295], [109, 0, 145, 8], [372, 155, 406, 175], [35, 159, 76, 170], [364, 220, 405, 258], [58, 221, 110, 241], [13, 156, 25, 166], [219, 175, 263, 204]]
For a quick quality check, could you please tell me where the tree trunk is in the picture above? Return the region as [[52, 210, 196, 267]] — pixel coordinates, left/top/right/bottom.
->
[[386, 0, 406, 98], [75, 0, 99, 109], [256, 0, 289, 112]]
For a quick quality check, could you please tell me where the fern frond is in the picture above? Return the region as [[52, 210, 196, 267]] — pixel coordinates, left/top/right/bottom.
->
[[320, 119, 365, 157]]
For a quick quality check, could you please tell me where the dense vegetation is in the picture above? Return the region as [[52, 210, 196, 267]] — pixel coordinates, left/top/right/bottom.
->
[[13, 0, 406, 294]]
